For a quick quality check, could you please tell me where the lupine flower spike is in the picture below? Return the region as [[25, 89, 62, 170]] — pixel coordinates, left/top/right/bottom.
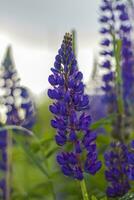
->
[[0, 46, 36, 199], [48, 33, 101, 199], [99, 0, 133, 197], [100, 0, 134, 115]]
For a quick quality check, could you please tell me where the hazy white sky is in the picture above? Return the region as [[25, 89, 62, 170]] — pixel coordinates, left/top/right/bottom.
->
[[0, 0, 100, 94]]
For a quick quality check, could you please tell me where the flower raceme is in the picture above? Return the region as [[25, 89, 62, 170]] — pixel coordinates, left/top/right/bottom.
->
[[99, 0, 134, 112], [0, 46, 36, 199], [48, 33, 101, 180], [99, 0, 134, 198]]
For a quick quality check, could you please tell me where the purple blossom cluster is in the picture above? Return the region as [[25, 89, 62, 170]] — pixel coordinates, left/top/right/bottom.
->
[[104, 142, 130, 198], [100, 0, 116, 109], [48, 33, 101, 180]]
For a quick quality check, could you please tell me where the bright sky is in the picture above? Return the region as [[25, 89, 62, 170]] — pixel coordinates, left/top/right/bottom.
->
[[0, 0, 100, 95]]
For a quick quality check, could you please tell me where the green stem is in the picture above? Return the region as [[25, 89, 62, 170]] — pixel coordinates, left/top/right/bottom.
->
[[80, 179, 89, 200], [5, 131, 12, 200], [112, 34, 124, 116], [112, 33, 125, 141]]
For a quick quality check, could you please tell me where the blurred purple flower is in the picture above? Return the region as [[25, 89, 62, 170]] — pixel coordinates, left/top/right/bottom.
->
[[0, 46, 36, 198]]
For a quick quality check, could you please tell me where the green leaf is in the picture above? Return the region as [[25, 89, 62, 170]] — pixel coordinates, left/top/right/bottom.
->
[[10, 129, 50, 178], [45, 147, 58, 158], [31, 141, 41, 153], [40, 138, 54, 146]]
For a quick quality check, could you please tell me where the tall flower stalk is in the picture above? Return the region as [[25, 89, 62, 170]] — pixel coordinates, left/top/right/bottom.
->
[[0, 46, 36, 199], [99, 0, 134, 197], [48, 33, 101, 199], [100, 0, 134, 124]]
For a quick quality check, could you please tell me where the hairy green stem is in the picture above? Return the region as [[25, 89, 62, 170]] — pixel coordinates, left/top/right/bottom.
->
[[112, 33, 125, 141], [80, 179, 89, 200]]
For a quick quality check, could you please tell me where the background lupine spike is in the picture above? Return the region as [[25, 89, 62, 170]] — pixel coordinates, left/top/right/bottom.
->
[[0, 46, 36, 199], [48, 32, 101, 181], [99, 0, 134, 117], [99, 0, 133, 198], [0, 46, 36, 127]]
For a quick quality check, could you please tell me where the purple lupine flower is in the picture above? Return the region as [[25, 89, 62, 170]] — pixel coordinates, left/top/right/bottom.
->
[[104, 142, 130, 198], [0, 46, 36, 199], [48, 33, 101, 180]]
